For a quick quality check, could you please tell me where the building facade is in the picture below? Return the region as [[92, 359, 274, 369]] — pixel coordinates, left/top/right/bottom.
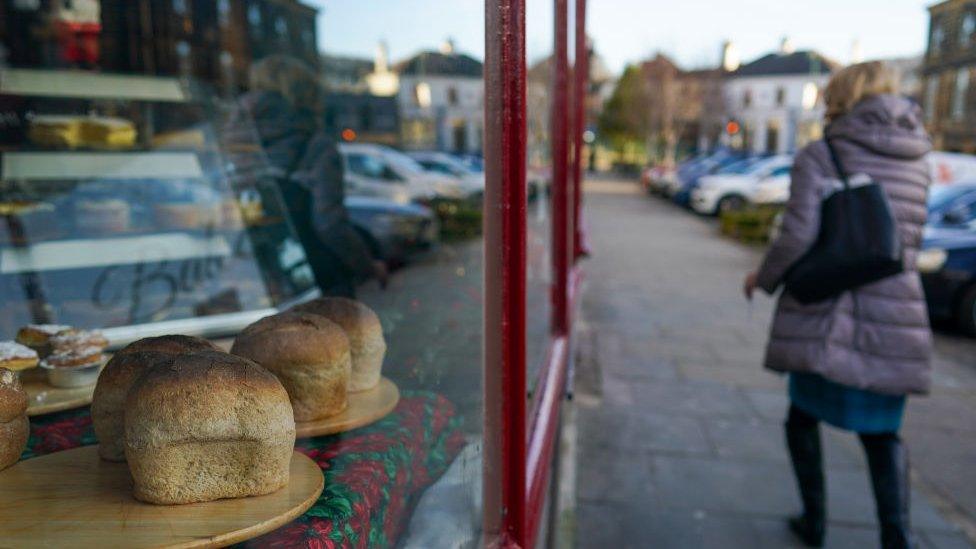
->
[[395, 42, 484, 154], [722, 47, 836, 155], [923, 0, 976, 153]]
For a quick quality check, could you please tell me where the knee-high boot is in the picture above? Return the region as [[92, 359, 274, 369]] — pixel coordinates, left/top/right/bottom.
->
[[786, 406, 826, 547], [861, 433, 913, 549]]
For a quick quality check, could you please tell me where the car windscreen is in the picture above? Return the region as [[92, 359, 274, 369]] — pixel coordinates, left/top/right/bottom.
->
[[928, 185, 976, 212], [718, 157, 762, 175], [385, 152, 427, 175]]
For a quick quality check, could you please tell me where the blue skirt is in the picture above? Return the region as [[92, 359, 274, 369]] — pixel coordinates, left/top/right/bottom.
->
[[789, 372, 906, 434]]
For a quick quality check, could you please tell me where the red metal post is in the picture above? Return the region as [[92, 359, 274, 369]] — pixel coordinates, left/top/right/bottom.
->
[[483, 0, 527, 546], [551, 0, 571, 335], [572, 0, 589, 260]]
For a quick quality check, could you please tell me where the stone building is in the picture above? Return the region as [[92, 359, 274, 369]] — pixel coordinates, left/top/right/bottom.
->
[[923, 0, 976, 153]]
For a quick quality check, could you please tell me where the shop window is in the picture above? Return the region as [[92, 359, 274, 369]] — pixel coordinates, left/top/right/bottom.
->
[[953, 68, 970, 121]]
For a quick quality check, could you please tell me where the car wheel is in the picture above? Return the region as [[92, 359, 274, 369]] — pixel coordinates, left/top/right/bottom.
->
[[957, 284, 976, 336], [716, 195, 747, 215]]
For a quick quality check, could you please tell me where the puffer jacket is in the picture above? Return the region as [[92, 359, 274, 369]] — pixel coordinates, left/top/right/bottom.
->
[[756, 94, 933, 395]]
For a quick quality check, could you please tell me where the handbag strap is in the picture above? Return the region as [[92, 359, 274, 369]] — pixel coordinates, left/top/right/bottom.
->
[[824, 138, 850, 190]]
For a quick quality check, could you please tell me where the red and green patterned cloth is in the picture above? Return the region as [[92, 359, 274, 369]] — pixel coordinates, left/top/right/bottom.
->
[[22, 390, 466, 548]]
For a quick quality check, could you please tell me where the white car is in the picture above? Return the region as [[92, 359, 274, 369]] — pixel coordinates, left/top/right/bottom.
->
[[691, 155, 794, 215], [339, 143, 466, 204], [407, 151, 484, 198]]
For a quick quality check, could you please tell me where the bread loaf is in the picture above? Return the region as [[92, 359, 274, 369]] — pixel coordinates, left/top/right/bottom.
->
[[289, 297, 386, 392], [0, 368, 29, 471], [124, 350, 295, 505], [92, 335, 217, 462], [231, 312, 351, 421]]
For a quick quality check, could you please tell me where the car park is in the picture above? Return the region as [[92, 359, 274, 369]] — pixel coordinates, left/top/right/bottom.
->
[[690, 154, 794, 215], [670, 152, 751, 207], [919, 184, 976, 335], [339, 143, 467, 203]]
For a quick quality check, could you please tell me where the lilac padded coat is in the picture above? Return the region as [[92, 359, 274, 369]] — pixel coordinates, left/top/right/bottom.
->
[[756, 95, 933, 396]]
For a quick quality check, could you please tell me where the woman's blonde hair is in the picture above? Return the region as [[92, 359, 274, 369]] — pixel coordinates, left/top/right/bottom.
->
[[249, 55, 323, 113], [824, 61, 900, 123]]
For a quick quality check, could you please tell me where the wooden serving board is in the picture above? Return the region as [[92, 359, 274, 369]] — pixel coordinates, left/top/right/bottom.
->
[[23, 375, 97, 417], [295, 376, 400, 438], [0, 446, 324, 548]]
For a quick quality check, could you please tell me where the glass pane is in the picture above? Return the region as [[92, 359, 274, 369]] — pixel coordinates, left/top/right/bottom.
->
[[1, 1, 484, 546], [527, 0, 555, 391]]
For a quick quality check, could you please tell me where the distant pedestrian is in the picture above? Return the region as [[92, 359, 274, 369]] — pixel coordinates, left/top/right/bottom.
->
[[743, 61, 932, 549]]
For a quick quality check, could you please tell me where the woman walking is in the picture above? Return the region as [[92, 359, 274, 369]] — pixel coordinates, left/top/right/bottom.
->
[[744, 62, 932, 549]]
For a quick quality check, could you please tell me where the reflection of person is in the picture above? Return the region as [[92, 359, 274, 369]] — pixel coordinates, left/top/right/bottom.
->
[[743, 62, 932, 549], [238, 55, 386, 297]]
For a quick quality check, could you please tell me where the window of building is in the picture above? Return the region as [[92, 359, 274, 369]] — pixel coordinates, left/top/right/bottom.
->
[[963, 13, 976, 47], [926, 76, 940, 122], [775, 87, 786, 107], [414, 82, 433, 108], [447, 87, 460, 106], [274, 17, 288, 38], [743, 89, 752, 108], [801, 82, 819, 111], [931, 21, 945, 54], [247, 3, 262, 30], [953, 68, 970, 121], [172, 0, 187, 15], [218, 0, 231, 27]]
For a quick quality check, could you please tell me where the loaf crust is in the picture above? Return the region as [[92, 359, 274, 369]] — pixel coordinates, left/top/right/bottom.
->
[[124, 351, 295, 504], [289, 298, 386, 392], [231, 312, 351, 421], [0, 369, 29, 471], [92, 335, 219, 462]]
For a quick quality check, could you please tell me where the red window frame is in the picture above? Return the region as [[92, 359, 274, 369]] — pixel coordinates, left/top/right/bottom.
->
[[483, 0, 588, 546]]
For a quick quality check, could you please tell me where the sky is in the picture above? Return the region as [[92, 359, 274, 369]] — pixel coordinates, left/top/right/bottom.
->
[[310, 0, 934, 74]]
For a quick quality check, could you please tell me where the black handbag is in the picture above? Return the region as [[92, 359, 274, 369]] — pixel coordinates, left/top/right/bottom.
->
[[784, 139, 903, 304]]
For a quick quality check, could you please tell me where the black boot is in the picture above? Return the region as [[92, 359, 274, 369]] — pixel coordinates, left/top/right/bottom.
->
[[861, 433, 914, 549], [786, 406, 826, 547]]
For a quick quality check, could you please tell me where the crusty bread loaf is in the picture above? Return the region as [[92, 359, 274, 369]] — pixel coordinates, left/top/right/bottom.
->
[[0, 368, 29, 471], [289, 297, 386, 392], [92, 335, 218, 462], [231, 312, 351, 421], [124, 351, 295, 505]]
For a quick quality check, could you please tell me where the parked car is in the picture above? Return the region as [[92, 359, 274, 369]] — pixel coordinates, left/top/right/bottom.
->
[[690, 154, 794, 215], [346, 195, 439, 266], [407, 151, 484, 199], [670, 152, 750, 207], [339, 143, 466, 204], [919, 184, 976, 335]]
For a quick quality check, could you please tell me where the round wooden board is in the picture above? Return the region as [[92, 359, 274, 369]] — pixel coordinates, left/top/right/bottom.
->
[[0, 446, 323, 549], [23, 376, 97, 417], [295, 376, 400, 438]]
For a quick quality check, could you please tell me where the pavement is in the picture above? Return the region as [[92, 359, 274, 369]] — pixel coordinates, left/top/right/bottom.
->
[[573, 176, 976, 549]]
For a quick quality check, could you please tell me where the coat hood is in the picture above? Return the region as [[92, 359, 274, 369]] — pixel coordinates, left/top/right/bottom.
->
[[826, 94, 932, 160]]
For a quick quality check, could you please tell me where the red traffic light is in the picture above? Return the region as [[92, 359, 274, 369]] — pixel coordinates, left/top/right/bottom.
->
[[726, 121, 740, 135]]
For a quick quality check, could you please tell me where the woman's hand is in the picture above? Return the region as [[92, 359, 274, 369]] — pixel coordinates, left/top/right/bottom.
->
[[743, 271, 759, 300]]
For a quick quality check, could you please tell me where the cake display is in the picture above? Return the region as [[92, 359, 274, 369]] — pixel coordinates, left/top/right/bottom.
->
[[124, 350, 295, 505], [289, 298, 386, 392], [0, 342, 39, 372], [231, 312, 352, 421]]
